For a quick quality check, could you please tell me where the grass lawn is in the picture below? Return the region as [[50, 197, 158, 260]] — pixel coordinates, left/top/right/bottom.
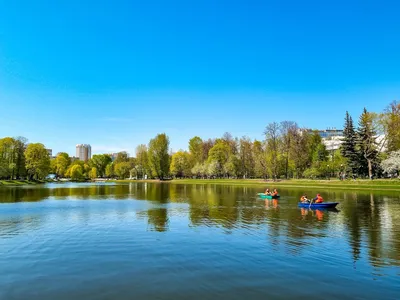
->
[[0, 180, 43, 186]]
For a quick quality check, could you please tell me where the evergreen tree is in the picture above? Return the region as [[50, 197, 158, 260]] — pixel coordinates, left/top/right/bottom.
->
[[357, 108, 379, 179], [341, 111, 358, 175]]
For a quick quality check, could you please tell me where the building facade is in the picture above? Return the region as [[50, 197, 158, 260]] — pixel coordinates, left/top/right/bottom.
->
[[76, 144, 92, 162]]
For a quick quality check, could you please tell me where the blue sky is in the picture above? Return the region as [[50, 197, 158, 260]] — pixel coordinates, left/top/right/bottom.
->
[[0, 0, 399, 156]]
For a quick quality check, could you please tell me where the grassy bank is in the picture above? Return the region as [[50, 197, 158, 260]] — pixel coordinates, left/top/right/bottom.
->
[[112, 178, 400, 191], [0, 180, 45, 186]]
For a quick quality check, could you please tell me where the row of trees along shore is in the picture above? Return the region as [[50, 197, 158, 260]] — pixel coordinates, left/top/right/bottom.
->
[[1, 100, 400, 181]]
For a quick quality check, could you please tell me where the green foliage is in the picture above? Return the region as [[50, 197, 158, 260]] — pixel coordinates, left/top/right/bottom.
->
[[24, 143, 51, 180], [114, 162, 131, 179], [114, 151, 129, 164], [70, 164, 84, 181], [105, 163, 114, 178], [54, 152, 71, 178], [89, 154, 112, 177], [0, 137, 17, 179], [223, 155, 241, 178], [170, 151, 192, 178], [239, 137, 254, 178], [148, 133, 170, 179], [357, 108, 380, 178], [341, 111, 358, 175], [207, 140, 231, 176], [188, 136, 203, 164], [383, 101, 400, 152], [136, 144, 149, 179], [89, 167, 97, 179]]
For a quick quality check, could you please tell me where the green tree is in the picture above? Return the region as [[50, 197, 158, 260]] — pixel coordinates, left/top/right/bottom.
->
[[114, 162, 131, 179], [383, 101, 400, 152], [188, 136, 203, 164], [0, 137, 16, 179], [70, 164, 84, 181], [170, 151, 191, 178], [239, 137, 254, 179], [341, 111, 358, 175], [357, 108, 379, 179], [280, 121, 298, 179], [201, 139, 215, 162], [89, 167, 98, 179], [54, 152, 71, 178], [224, 155, 241, 178], [114, 151, 129, 164], [25, 143, 51, 180], [136, 144, 149, 179], [253, 140, 268, 178], [89, 154, 112, 177], [148, 133, 170, 180], [207, 140, 231, 177], [290, 129, 310, 178], [13, 137, 27, 179], [264, 122, 281, 180], [105, 163, 114, 178]]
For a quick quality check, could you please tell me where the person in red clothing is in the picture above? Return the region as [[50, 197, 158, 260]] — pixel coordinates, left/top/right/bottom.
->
[[271, 189, 279, 196], [312, 194, 324, 203]]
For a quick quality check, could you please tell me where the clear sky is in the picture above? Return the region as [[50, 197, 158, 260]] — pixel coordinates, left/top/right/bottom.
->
[[0, 0, 399, 156]]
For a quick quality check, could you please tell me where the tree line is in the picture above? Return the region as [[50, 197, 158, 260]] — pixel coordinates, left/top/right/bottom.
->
[[1, 101, 399, 181]]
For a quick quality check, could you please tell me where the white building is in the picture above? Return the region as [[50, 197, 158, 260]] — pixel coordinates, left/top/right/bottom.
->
[[76, 144, 92, 162]]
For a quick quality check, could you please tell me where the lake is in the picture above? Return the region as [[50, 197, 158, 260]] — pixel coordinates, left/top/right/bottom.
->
[[0, 182, 399, 299]]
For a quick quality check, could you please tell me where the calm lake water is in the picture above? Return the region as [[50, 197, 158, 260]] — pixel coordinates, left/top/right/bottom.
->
[[0, 182, 399, 300]]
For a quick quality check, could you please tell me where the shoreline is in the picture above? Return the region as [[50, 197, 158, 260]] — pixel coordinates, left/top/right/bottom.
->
[[110, 178, 400, 191], [2, 178, 400, 192]]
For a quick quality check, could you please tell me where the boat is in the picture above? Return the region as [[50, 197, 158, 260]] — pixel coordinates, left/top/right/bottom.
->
[[257, 193, 280, 199], [298, 202, 339, 209]]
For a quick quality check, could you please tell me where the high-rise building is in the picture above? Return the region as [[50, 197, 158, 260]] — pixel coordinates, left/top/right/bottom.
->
[[46, 149, 53, 157], [76, 144, 92, 162]]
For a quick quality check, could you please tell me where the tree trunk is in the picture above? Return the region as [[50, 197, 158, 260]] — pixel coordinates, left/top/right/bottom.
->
[[367, 159, 373, 179]]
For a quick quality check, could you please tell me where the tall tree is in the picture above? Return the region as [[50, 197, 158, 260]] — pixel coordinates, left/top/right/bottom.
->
[[253, 140, 267, 178], [25, 143, 51, 180], [105, 163, 114, 178], [54, 152, 71, 178], [383, 100, 400, 152], [239, 136, 254, 178], [341, 111, 358, 175], [170, 151, 191, 178], [188, 136, 203, 164], [290, 129, 310, 178], [114, 151, 129, 164], [90, 154, 112, 177], [114, 162, 131, 179], [264, 122, 281, 180], [13, 137, 27, 179], [222, 132, 238, 154], [357, 108, 379, 179], [136, 144, 149, 179], [207, 140, 231, 177], [280, 121, 298, 179], [148, 133, 170, 180], [201, 138, 215, 162], [0, 137, 16, 179]]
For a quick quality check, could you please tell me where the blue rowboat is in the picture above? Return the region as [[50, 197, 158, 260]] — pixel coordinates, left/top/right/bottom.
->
[[257, 193, 280, 199], [298, 202, 338, 209]]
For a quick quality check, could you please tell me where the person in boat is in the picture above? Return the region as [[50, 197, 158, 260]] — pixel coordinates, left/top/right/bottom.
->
[[300, 194, 310, 203], [271, 189, 279, 196], [265, 188, 271, 195], [312, 194, 324, 203]]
